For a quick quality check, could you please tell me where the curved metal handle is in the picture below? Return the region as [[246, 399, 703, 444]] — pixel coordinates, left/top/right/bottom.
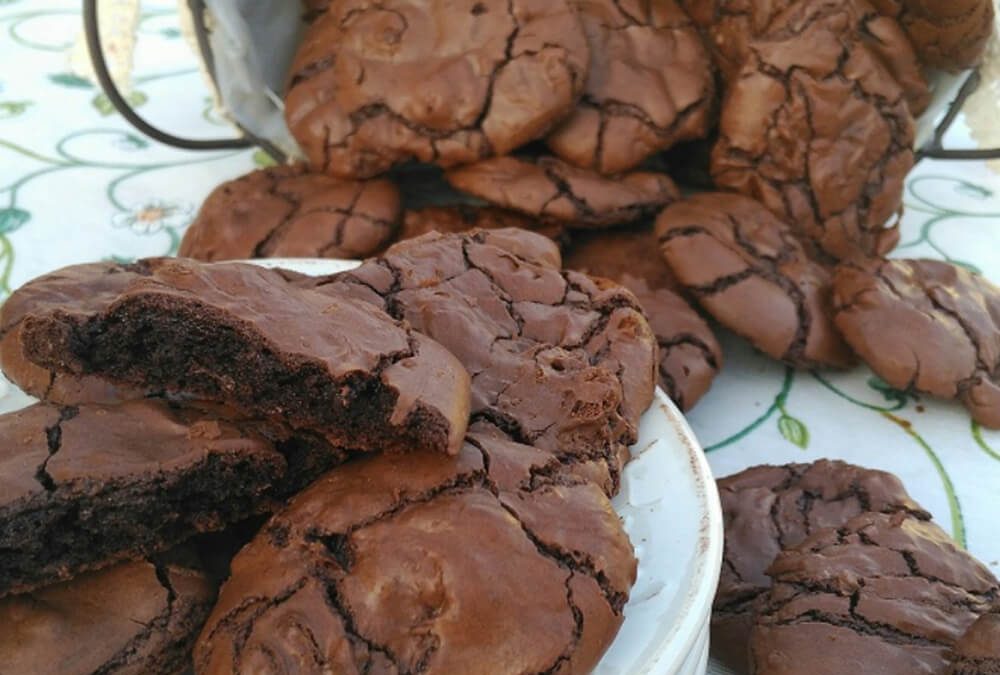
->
[[918, 70, 1000, 161]]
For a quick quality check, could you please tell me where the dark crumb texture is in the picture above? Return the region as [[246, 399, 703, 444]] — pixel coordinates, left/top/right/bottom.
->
[[948, 610, 1000, 674], [0, 556, 215, 675], [710, 0, 916, 261], [0, 400, 285, 597], [178, 164, 401, 261], [194, 431, 636, 675], [545, 0, 714, 174], [285, 0, 590, 179], [712, 460, 929, 672], [751, 512, 1000, 675], [445, 155, 680, 228], [297, 228, 660, 496], [656, 192, 853, 369], [832, 258, 1000, 429], [7, 258, 470, 455]]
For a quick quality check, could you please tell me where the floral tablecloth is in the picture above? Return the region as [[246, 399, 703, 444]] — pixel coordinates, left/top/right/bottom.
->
[[2, 2, 999, 671]]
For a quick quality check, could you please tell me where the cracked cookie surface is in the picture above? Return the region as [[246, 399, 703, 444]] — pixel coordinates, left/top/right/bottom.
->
[[297, 229, 659, 495], [446, 155, 679, 228], [194, 432, 636, 675], [870, 0, 995, 71], [1, 556, 214, 675], [545, 0, 714, 174], [752, 512, 999, 675], [948, 610, 1000, 674], [565, 224, 722, 411], [656, 192, 853, 369], [400, 204, 564, 243], [0, 400, 284, 597], [710, 0, 917, 261], [2, 258, 470, 454], [832, 258, 1000, 429], [178, 165, 400, 261], [284, 0, 590, 179], [713, 460, 928, 672]]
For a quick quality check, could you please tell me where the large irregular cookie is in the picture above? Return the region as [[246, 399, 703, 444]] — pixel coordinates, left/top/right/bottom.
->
[[832, 258, 1000, 429], [194, 433, 636, 674], [400, 204, 564, 243], [285, 0, 590, 179], [752, 512, 1000, 675], [948, 610, 1000, 674], [545, 0, 714, 174], [870, 0, 995, 71], [713, 460, 929, 673], [178, 165, 400, 261], [446, 155, 680, 228], [0, 400, 284, 597], [656, 193, 854, 369], [300, 229, 659, 494], [565, 225, 722, 411], [0, 556, 214, 675], [711, 0, 917, 261], [3, 258, 470, 454]]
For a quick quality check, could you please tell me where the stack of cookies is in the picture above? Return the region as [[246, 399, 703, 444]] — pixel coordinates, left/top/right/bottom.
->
[[0, 229, 657, 673]]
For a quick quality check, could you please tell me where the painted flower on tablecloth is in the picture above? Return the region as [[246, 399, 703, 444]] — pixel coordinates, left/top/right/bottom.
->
[[112, 200, 192, 236]]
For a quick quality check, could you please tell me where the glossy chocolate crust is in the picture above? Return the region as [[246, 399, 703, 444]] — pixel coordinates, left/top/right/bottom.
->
[[710, 0, 916, 261], [870, 0, 996, 71], [712, 460, 929, 672], [0, 400, 284, 597], [399, 204, 564, 243], [178, 165, 400, 261], [656, 193, 853, 369], [751, 512, 999, 675], [2, 258, 470, 455], [565, 225, 722, 411], [0, 557, 214, 675], [948, 610, 1000, 674], [194, 432, 636, 675], [546, 0, 714, 174], [832, 258, 1000, 429], [446, 155, 680, 228], [285, 0, 590, 179], [298, 229, 659, 495]]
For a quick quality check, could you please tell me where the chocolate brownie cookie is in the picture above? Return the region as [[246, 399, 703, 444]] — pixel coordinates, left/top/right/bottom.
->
[[0, 400, 285, 597], [565, 225, 722, 411], [711, 0, 917, 261], [300, 229, 659, 494], [545, 0, 714, 174], [0, 557, 214, 675], [195, 432, 636, 674], [446, 156, 680, 228], [752, 512, 999, 675], [400, 205, 564, 243], [178, 165, 399, 261], [948, 610, 1000, 674], [870, 0, 995, 71], [832, 258, 1000, 429], [4, 258, 470, 454], [285, 0, 590, 179], [713, 461, 929, 672], [656, 193, 854, 369]]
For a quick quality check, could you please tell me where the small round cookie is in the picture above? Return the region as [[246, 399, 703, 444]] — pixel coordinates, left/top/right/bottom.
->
[[194, 435, 637, 675], [870, 0, 995, 71], [832, 258, 1000, 429], [446, 156, 680, 228], [178, 165, 399, 261], [948, 610, 1000, 674], [400, 205, 564, 243], [711, 0, 917, 261], [656, 193, 854, 369], [565, 225, 722, 411], [284, 0, 590, 179], [545, 0, 714, 174], [712, 460, 929, 673], [752, 512, 1000, 675]]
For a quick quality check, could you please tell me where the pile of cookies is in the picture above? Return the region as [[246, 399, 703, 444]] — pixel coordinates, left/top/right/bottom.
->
[[0, 229, 654, 673]]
